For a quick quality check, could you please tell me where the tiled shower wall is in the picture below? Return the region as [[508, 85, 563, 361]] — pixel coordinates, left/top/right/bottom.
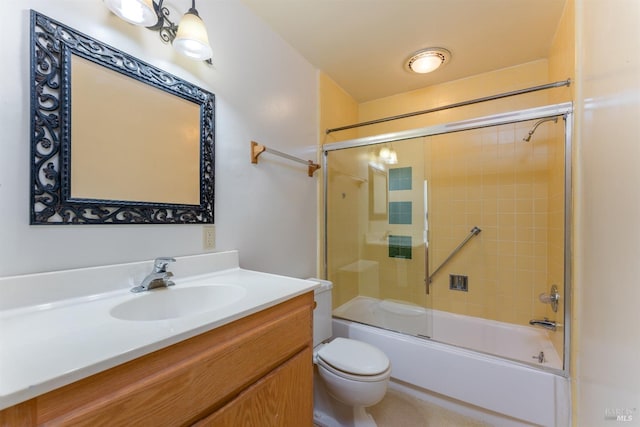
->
[[427, 120, 564, 326]]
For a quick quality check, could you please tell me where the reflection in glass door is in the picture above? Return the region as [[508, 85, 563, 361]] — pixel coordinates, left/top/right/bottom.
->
[[326, 137, 433, 339]]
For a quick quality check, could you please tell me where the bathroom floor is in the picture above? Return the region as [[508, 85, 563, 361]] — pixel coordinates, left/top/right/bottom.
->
[[367, 388, 491, 427], [313, 387, 491, 427]]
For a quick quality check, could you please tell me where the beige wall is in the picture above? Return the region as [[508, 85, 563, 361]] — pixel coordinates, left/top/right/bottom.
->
[[319, 73, 360, 305], [549, 0, 576, 105], [356, 60, 551, 137], [319, 73, 359, 144], [574, 0, 640, 425]]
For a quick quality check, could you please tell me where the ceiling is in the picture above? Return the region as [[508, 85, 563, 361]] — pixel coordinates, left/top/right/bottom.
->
[[240, 0, 567, 102]]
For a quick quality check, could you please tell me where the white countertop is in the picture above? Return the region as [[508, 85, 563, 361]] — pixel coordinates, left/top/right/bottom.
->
[[0, 252, 318, 410]]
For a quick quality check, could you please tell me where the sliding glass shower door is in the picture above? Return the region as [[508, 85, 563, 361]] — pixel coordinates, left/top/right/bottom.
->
[[325, 104, 571, 371], [326, 137, 433, 339]]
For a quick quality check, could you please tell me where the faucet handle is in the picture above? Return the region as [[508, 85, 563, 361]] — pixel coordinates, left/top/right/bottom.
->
[[153, 257, 176, 273]]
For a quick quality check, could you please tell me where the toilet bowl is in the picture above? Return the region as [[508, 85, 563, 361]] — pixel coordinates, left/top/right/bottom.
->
[[316, 338, 391, 406], [310, 279, 391, 427]]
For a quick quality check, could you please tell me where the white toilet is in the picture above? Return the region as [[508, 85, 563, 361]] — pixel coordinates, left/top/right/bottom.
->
[[311, 279, 391, 427]]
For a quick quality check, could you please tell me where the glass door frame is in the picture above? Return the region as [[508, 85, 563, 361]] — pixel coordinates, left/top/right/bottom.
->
[[323, 102, 573, 376]]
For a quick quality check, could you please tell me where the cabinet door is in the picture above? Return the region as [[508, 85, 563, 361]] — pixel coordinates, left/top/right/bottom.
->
[[195, 348, 313, 427], [0, 401, 35, 427]]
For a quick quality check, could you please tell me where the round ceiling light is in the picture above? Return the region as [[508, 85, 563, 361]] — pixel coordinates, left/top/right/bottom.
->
[[406, 48, 451, 74]]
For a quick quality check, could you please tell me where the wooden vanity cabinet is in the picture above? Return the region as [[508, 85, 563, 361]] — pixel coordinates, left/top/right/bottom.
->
[[0, 292, 314, 427]]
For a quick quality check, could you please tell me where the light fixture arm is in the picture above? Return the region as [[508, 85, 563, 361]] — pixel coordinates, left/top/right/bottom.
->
[[183, 1, 203, 23], [146, 0, 179, 44]]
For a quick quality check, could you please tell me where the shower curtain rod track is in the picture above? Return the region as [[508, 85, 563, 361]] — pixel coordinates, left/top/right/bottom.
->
[[325, 78, 571, 134]]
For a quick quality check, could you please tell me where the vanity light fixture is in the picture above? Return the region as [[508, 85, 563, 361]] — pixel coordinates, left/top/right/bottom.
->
[[406, 48, 451, 74], [103, 0, 213, 63], [387, 150, 398, 164], [379, 146, 398, 165]]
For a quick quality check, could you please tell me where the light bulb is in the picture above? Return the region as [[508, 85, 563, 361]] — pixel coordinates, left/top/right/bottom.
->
[[409, 53, 443, 74], [103, 0, 157, 27], [387, 150, 398, 164]]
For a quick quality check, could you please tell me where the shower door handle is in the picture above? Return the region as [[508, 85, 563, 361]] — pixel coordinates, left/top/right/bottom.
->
[[424, 241, 430, 295]]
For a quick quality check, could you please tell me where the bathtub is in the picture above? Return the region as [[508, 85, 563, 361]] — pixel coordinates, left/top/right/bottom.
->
[[333, 296, 562, 369], [333, 296, 570, 426]]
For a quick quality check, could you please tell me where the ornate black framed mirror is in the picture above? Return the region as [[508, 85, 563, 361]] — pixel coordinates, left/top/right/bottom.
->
[[30, 10, 215, 224]]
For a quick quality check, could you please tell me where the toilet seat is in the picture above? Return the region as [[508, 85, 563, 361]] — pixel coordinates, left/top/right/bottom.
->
[[317, 357, 391, 382], [316, 337, 391, 381]]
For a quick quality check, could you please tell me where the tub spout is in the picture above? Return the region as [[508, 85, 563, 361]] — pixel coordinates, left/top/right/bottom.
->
[[529, 318, 557, 331]]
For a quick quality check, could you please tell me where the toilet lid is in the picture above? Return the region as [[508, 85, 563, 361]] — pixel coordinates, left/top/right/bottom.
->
[[317, 337, 390, 375]]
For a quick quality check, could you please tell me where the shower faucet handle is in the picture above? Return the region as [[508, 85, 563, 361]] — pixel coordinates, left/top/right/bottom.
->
[[538, 284, 560, 312]]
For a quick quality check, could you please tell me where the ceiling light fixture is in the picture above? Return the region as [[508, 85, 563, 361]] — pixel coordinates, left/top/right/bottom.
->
[[406, 48, 451, 74], [103, 0, 213, 63]]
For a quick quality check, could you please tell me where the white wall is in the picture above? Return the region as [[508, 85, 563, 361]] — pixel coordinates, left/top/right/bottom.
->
[[0, 0, 318, 278], [575, 0, 640, 424]]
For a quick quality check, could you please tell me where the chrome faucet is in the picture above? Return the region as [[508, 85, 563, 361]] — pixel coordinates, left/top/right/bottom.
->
[[131, 257, 176, 293], [529, 318, 557, 331]]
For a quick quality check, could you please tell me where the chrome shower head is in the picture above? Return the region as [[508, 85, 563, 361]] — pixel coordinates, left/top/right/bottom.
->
[[522, 117, 559, 142]]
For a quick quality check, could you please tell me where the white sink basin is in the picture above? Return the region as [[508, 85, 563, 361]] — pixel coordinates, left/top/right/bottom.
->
[[110, 285, 247, 321]]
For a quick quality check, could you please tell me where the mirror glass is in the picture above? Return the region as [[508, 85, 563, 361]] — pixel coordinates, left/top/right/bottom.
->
[[368, 165, 388, 220], [71, 55, 201, 205], [30, 11, 215, 224]]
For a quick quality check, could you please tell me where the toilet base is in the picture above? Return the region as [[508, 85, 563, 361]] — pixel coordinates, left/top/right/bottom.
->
[[313, 406, 377, 427], [314, 368, 379, 427]]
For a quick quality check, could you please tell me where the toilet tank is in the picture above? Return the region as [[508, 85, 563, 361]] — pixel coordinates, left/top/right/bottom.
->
[[308, 278, 333, 347]]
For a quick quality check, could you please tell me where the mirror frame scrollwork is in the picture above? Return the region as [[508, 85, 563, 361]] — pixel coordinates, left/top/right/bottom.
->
[[30, 10, 215, 224]]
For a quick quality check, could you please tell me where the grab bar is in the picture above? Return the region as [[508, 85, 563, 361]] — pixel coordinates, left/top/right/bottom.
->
[[428, 226, 481, 284], [424, 240, 429, 295]]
